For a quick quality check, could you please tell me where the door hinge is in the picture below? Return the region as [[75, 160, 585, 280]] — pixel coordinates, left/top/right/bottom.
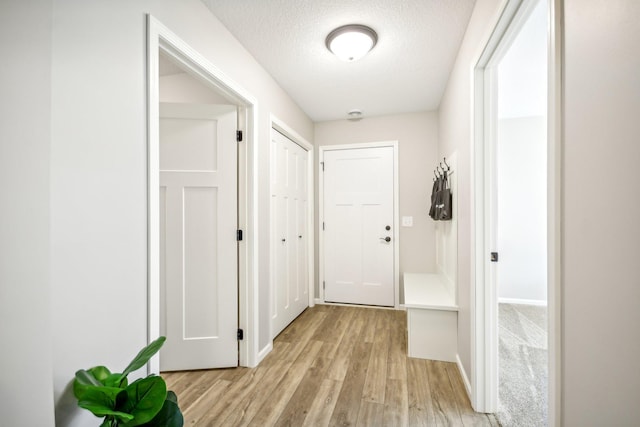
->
[[237, 229, 243, 241], [322, 222, 325, 231], [491, 252, 499, 262], [323, 281, 325, 290], [237, 329, 244, 340], [236, 130, 243, 142], [321, 161, 324, 171]]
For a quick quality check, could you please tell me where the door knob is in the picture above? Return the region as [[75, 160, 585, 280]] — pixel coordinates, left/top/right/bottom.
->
[[380, 236, 391, 242], [385, 225, 391, 231]]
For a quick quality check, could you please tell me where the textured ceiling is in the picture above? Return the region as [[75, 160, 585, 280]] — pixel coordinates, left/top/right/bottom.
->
[[202, 0, 476, 122]]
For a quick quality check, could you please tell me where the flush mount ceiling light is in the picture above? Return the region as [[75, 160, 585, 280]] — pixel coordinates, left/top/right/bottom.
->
[[326, 24, 378, 62]]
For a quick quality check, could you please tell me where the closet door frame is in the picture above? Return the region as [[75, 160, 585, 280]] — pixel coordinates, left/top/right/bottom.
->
[[269, 116, 314, 342]]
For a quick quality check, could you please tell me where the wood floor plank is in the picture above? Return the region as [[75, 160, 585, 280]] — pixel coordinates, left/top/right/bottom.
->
[[426, 360, 464, 426], [196, 360, 280, 426], [362, 310, 391, 403], [407, 358, 436, 426], [249, 340, 325, 426], [387, 310, 407, 381], [169, 369, 226, 410], [328, 340, 373, 427], [361, 308, 380, 343], [326, 308, 367, 381], [382, 378, 409, 427], [214, 359, 290, 426], [356, 401, 385, 427], [313, 306, 356, 359], [445, 362, 496, 427], [301, 379, 343, 427], [273, 355, 332, 427], [181, 379, 231, 425]]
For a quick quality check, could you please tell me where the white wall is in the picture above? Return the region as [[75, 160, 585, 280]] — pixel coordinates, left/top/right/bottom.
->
[[314, 112, 439, 303], [0, 1, 56, 425], [497, 117, 547, 303], [48, 0, 312, 424], [160, 71, 231, 104], [563, 0, 640, 424]]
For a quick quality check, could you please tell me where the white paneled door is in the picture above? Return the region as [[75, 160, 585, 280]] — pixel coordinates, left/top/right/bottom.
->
[[271, 130, 309, 337], [159, 103, 238, 370], [323, 146, 395, 306]]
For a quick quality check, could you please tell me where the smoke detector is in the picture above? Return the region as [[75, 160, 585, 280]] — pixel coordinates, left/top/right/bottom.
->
[[347, 109, 363, 121]]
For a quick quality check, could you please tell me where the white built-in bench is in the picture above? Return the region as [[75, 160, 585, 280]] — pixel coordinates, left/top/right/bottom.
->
[[404, 273, 458, 362]]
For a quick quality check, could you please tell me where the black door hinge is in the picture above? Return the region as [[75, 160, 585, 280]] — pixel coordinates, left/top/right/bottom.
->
[[236, 130, 243, 142], [321, 161, 324, 171], [237, 229, 243, 241], [491, 252, 499, 262], [237, 329, 244, 340]]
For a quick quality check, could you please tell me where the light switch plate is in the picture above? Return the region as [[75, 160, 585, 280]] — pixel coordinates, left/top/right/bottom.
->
[[402, 216, 413, 227]]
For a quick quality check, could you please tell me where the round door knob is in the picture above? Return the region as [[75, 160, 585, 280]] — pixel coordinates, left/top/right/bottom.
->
[[380, 236, 391, 242], [282, 238, 286, 242]]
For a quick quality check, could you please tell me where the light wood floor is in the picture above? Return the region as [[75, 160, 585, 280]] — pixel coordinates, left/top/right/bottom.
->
[[162, 305, 499, 426]]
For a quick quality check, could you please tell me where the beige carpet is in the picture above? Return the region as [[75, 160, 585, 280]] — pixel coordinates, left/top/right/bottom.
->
[[497, 303, 548, 427]]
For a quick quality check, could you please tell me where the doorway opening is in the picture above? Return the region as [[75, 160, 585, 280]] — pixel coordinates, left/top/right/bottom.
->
[[472, 0, 562, 425], [147, 16, 260, 371]]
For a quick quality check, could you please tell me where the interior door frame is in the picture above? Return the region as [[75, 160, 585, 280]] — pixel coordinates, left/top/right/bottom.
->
[[318, 141, 400, 309], [147, 15, 260, 371], [269, 116, 315, 341], [471, 0, 563, 424]]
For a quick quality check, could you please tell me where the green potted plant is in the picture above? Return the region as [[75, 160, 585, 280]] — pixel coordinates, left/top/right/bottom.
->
[[73, 336, 183, 426]]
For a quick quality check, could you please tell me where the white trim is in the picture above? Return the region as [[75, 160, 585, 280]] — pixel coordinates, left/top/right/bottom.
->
[[547, 1, 564, 425], [499, 298, 548, 306], [471, 0, 562, 424], [147, 15, 260, 370], [318, 141, 400, 309], [456, 354, 473, 401], [256, 341, 273, 365]]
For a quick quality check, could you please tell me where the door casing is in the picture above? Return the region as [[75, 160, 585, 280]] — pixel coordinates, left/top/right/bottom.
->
[[147, 15, 260, 370], [471, 0, 563, 424], [318, 141, 400, 309]]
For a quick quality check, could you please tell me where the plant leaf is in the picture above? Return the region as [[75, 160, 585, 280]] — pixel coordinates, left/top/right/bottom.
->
[[89, 366, 112, 384], [105, 372, 127, 388], [77, 385, 131, 419], [120, 376, 167, 426], [74, 369, 103, 400], [75, 369, 102, 386], [121, 337, 166, 379], [78, 400, 134, 421], [165, 390, 178, 405], [139, 394, 184, 427]]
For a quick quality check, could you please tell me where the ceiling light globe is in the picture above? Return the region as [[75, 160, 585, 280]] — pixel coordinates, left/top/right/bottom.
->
[[326, 25, 377, 62]]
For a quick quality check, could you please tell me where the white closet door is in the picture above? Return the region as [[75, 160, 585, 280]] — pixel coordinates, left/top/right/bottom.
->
[[271, 130, 309, 337], [159, 103, 238, 371]]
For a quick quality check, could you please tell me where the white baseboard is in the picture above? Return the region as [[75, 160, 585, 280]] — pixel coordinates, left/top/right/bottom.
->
[[256, 341, 273, 365], [499, 297, 547, 306], [456, 354, 472, 402], [314, 298, 323, 305]]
